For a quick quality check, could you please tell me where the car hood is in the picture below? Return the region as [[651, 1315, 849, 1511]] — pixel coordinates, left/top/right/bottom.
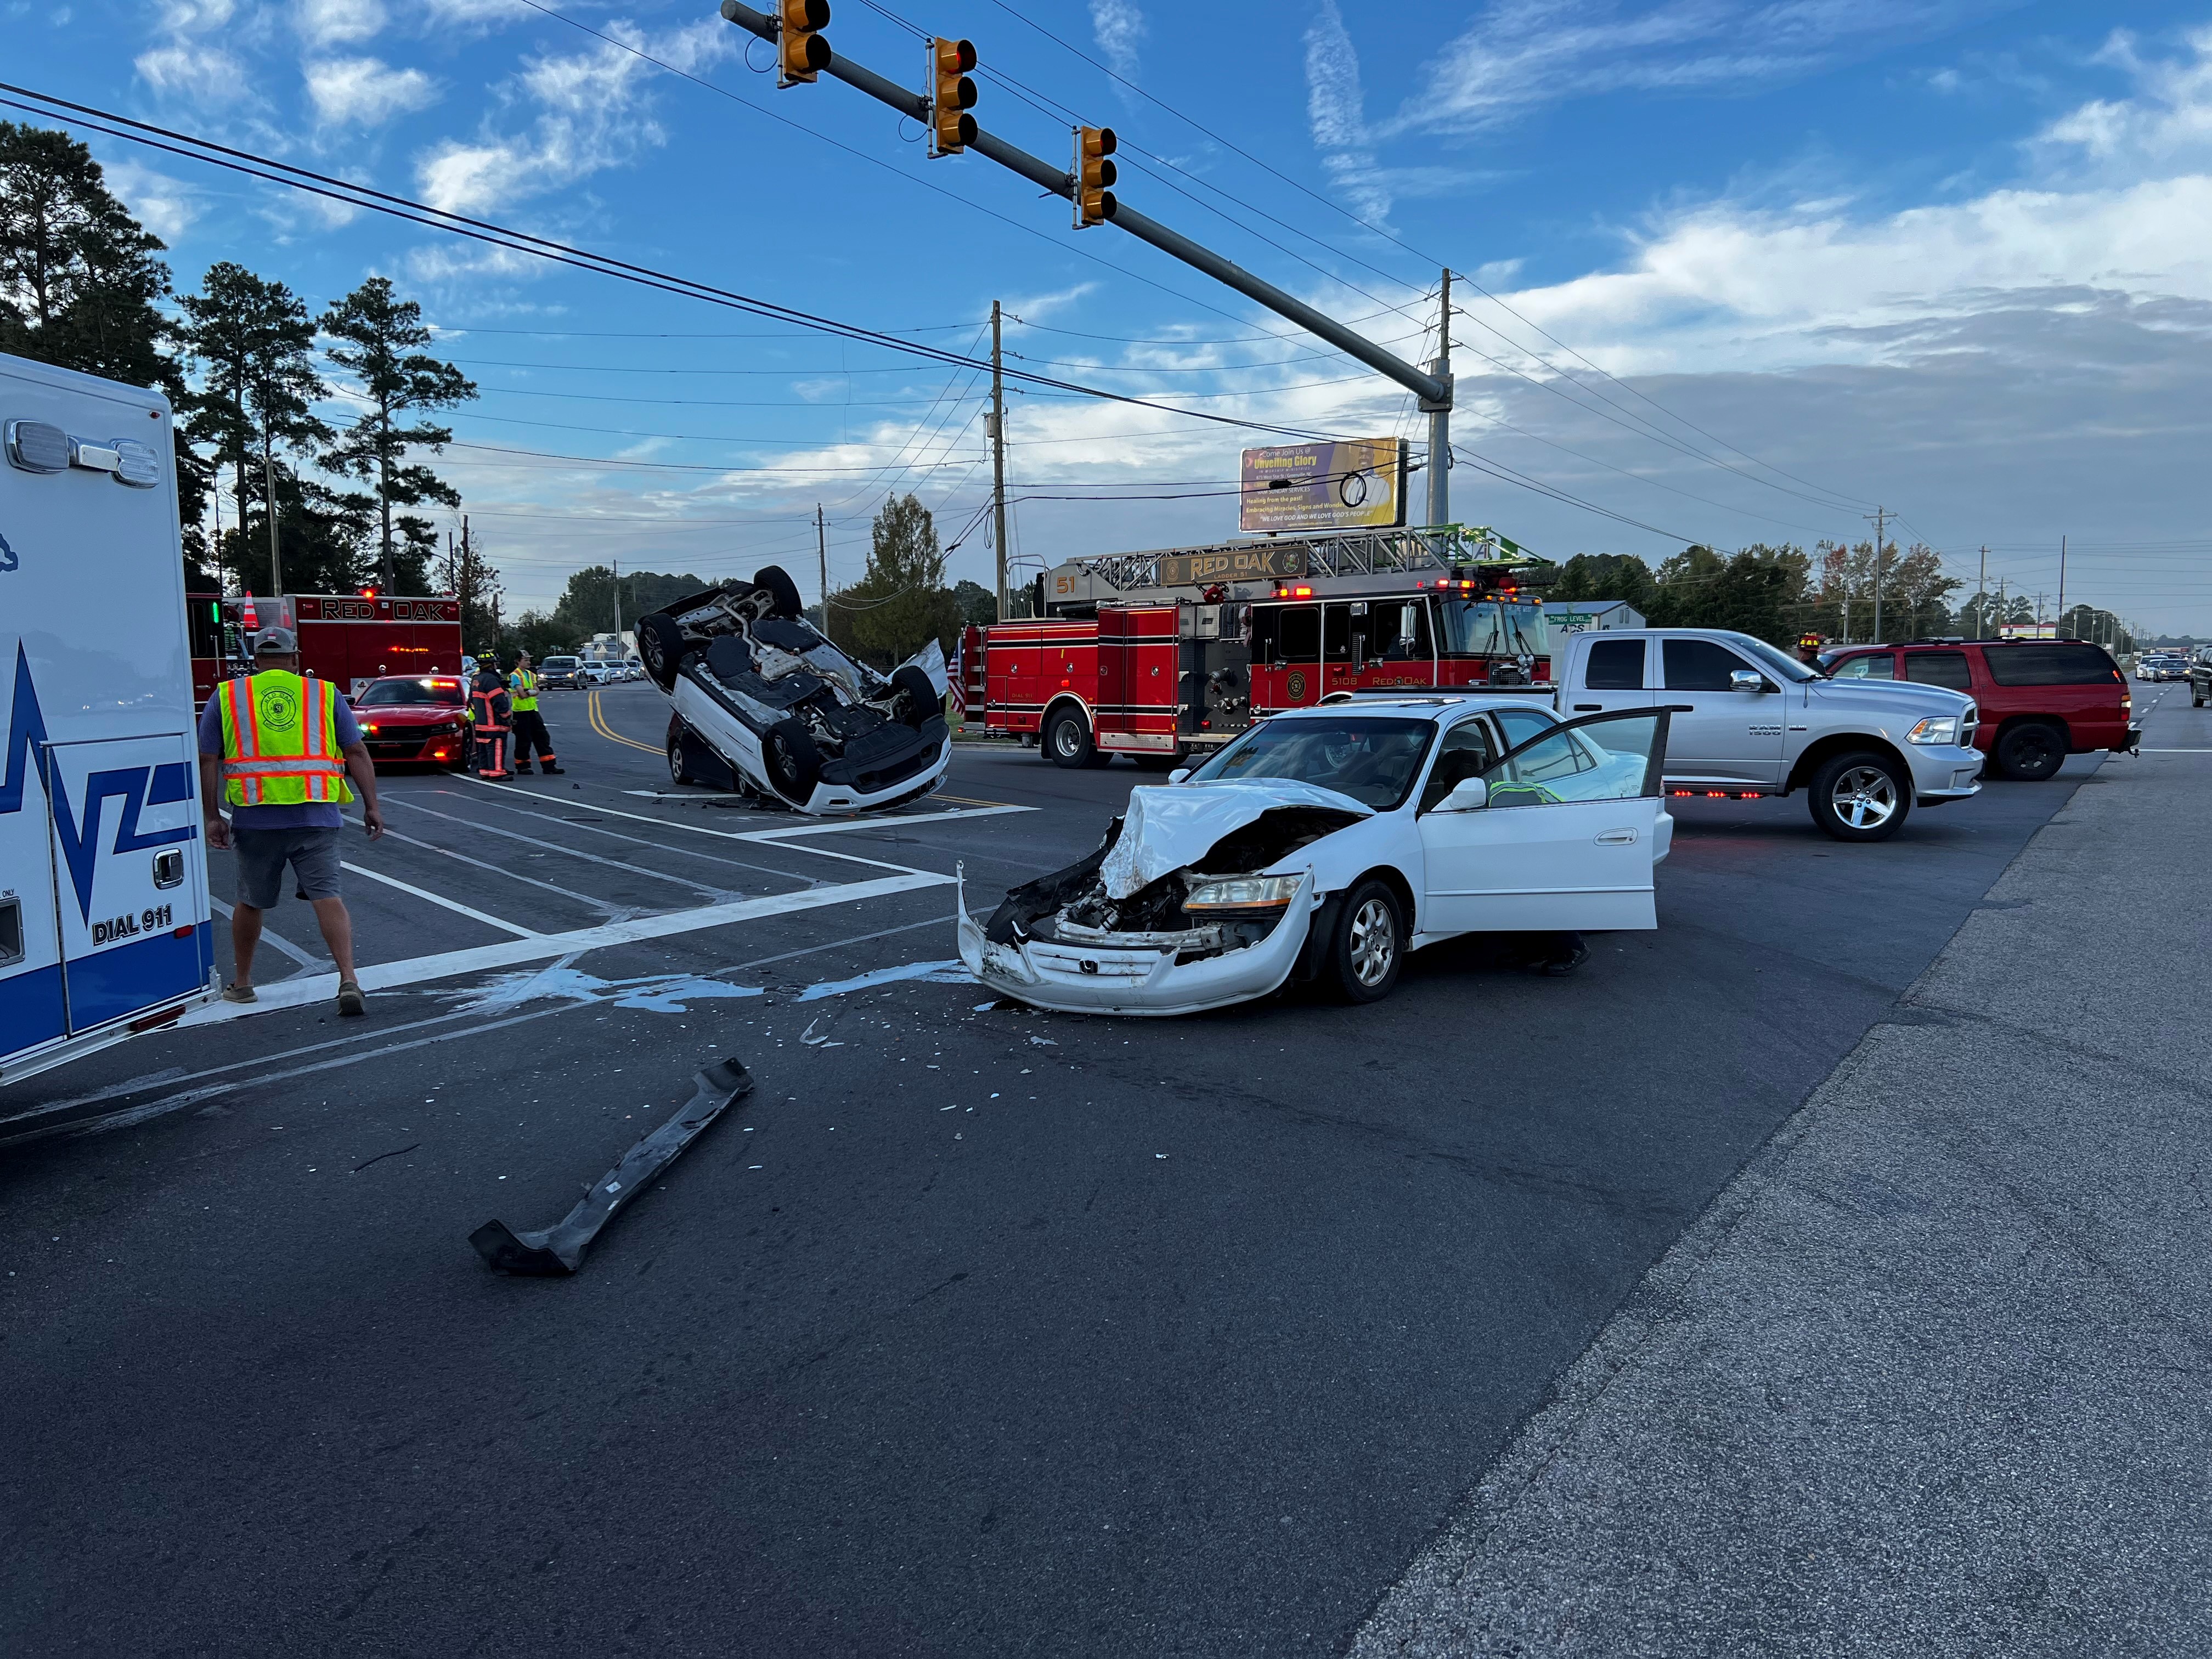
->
[[1098, 780, 1372, 899], [1808, 678, 1975, 715]]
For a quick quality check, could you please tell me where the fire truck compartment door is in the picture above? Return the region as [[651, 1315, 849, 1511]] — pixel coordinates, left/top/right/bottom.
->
[[42, 733, 213, 1034]]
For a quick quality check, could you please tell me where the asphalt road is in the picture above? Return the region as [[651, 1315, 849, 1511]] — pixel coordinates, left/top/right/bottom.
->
[[0, 681, 2117, 1656]]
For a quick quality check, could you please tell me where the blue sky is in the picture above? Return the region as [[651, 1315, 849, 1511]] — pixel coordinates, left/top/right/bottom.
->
[[10, 0, 2212, 630]]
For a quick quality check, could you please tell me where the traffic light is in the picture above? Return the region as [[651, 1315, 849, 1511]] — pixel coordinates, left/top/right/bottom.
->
[[1073, 125, 1117, 227], [929, 37, 977, 156], [777, 0, 831, 87]]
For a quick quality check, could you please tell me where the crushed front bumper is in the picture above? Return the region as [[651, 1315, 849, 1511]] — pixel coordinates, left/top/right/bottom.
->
[[956, 868, 1317, 1017]]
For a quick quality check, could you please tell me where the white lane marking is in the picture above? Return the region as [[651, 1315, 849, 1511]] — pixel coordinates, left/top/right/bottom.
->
[[207, 895, 323, 970], [450, 787, 819, 884], [347, 811, 620, 915], [2140, 747, 2212, 753], [174, 871, 953, 1026], [737, 805, 1032, 842], [8, 913, 951, 1131], [340, 860, 538, 939], [391, 795, 739, 899]]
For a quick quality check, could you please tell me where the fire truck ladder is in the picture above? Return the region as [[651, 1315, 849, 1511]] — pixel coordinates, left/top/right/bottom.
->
[[1062, 525, 1543, 596]]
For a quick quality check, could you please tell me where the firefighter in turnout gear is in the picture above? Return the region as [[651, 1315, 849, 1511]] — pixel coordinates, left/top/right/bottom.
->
[[508, 651, 563, 775], [471, 657, 513, 780]]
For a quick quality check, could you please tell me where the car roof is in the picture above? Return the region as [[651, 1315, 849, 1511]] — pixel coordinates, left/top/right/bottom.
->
[[1284, 692, 1557, 723]]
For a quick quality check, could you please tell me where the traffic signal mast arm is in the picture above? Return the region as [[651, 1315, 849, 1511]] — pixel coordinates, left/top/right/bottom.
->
[[716, 0, 1451, 412]]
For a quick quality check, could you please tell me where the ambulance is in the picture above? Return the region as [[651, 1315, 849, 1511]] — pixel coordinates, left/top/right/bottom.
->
[[0, 351, 217, 1092]]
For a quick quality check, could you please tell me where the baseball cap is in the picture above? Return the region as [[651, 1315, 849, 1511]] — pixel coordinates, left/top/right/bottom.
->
[[253, 626, 301, 654]]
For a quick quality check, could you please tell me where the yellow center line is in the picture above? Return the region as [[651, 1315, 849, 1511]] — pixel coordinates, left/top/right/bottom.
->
[[589, 687, 662, 756]]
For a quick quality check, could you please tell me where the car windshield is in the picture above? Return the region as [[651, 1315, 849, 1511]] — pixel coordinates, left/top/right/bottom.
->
[[1729, 633, 1819, 682], [356, 678, 464, 706], [1188, 715, 1434, 810], [544, 657, 578, 669]]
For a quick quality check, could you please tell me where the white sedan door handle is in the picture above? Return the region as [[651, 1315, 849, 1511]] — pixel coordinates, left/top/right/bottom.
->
[[1595, 828, 1639, 845]]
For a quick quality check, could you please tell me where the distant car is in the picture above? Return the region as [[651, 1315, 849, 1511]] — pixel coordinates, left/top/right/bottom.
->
[[538, 655, 583, 690], [1822, 639, 2136, 780], [352, 674, 471, 767]]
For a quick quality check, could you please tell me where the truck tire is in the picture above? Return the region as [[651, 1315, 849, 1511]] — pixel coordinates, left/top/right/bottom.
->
[[637, 613, 689, 692], [1807, 750, 1910, 842], [1326, 879, 1404, 1004], [762, 718, 822, 800], [754, 565, 805, 621], [1045, 706, 1097, 769], [890, 665, 939, 729], [1993, 720, 2066, 782]]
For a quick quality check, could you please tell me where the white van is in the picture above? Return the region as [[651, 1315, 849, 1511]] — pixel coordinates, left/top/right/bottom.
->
[[0, 352, 217, 1095]]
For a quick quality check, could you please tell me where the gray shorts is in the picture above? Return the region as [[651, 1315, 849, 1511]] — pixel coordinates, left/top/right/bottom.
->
[[233, 826, 345, 910]]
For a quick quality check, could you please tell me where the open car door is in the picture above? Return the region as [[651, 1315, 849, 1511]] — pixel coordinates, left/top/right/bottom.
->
[[1417, 708, 1672, 935]]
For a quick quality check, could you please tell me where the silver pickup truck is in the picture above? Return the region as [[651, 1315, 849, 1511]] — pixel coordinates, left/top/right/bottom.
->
[[1550, 628, 1983, 841]]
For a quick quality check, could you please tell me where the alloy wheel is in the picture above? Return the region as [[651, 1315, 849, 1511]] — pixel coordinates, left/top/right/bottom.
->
[[1831, 765, 1898, 830], [1348, 897, 1397, 987]]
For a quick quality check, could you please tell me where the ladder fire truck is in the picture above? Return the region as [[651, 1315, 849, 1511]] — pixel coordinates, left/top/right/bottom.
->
[[959, 526, 1557, 767], [187, 590, 466, 705]]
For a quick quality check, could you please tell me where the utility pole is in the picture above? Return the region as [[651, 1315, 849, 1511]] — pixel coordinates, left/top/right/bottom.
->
[[2057, 534, 2068, 636], [612, 554, 623, 640], [263, 403, 283, 597], [990, 300, 1009, 619], [1977, 545, 1988, 639], [1864, 506, 1887, 644], [815, 503, 828, 617], [1427, 269, 1452, 531]]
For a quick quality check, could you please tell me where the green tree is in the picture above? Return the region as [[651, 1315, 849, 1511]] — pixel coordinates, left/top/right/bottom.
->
[[1645, 543, 1809, 645], [0, 120, 211, 581], [547, 566, 709, 643], [320, 278, 476, 594], [953, 578, 998, 627], [826, 494, 962, 667], [178, 263, 332, 594], [434, 518, 504, 658], [1549, 553, 1657, 612]]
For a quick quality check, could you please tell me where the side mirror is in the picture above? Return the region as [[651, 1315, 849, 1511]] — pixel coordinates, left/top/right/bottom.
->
[[1730, 669, 1768, 693], [1167, 768, 1190, 785], [1438, 777, 1489, 812]]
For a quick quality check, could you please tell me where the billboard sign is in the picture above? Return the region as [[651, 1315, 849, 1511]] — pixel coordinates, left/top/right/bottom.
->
[[1240, 438, 1408, 534]]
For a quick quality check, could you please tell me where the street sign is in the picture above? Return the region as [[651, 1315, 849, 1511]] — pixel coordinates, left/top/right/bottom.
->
[[1239, 438, 1408, 534]]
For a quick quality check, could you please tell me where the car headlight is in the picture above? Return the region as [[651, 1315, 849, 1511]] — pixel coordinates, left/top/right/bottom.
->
[[1183, 874, 1304, 911], [1908, 716, 1960, 746]]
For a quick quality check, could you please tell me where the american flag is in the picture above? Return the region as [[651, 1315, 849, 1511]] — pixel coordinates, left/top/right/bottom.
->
[[947, 637, 967, 718]]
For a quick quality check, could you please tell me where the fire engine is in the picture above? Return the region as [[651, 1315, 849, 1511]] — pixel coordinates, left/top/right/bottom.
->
[[187, 589, 466, 704], [960, 526, 1556, 767]]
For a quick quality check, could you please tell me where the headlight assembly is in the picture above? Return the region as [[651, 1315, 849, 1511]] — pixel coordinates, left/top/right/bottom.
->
[[1907, 716, 1960, 746], [1183, 874, 1303, 911]]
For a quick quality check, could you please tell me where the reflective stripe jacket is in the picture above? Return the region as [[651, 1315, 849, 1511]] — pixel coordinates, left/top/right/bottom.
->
[[216, 670, 355, 808], [509, 669, 538, 713], [472, 672, 511, 733]]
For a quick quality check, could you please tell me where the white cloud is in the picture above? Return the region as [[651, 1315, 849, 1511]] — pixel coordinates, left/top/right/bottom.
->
[[1400, 0, 2014, 134], [136, 41, 252, 103], [1304, 0, 1397, 222], [416, 21, 731, 213], [296, 0, 383, 47], [1090, 0, 1146, 81], [103, 159, 200, 242], [306, 55, 438, 126]]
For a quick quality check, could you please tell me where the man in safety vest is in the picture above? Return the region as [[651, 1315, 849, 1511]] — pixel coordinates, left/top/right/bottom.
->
[[471, 656, 514, 780], [507, 651, 563, 775], [196, 627, 385, 1015]]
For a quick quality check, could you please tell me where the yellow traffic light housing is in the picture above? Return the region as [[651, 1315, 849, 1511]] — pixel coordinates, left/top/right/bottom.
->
[[1073, 125, 1117, 227], [929, 37, 978, 156], [777, 0, 830, 86]]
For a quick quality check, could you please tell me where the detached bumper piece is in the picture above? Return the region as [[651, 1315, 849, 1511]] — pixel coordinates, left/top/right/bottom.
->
[[471, 1059, 753, 1276]]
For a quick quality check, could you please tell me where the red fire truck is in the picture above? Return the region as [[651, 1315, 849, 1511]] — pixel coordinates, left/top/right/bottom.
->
[[960, 527, 1556, 766], [187, 591, 466, 705]]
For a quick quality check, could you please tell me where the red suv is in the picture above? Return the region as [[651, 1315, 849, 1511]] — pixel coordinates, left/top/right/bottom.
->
[[1821, 640, 2138, 781]]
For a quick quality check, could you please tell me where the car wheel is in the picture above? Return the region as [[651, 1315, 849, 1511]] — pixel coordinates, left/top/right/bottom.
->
[[1327, 880, 1404, 1003], [890, 665, 939, 729], [637, 614, 689, 692], [667, 730, 695, 786], [1807, 751, 1910, 841], [754, 565, 805, 621], [762, 717, 822, 800], [1045, 707, 1095, 769], [1994, 720, 2066, 782]]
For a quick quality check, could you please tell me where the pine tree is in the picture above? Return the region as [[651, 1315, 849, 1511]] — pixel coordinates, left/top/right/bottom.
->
[[320, 278, 476, 594], [177, 263, 332, 594]]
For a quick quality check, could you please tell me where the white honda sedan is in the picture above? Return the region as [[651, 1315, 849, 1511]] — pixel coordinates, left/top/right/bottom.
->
[[958, 693, 1677, 1016]]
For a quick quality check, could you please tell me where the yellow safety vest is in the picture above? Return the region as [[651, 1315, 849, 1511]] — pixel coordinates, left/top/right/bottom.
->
[[509, 669, 538, 712], [216, 670, 355, 808]]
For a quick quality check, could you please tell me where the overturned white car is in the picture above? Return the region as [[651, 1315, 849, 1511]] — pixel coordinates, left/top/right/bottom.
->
[[958, 695, 1677, 1015], [637, 566, 952, 815]]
